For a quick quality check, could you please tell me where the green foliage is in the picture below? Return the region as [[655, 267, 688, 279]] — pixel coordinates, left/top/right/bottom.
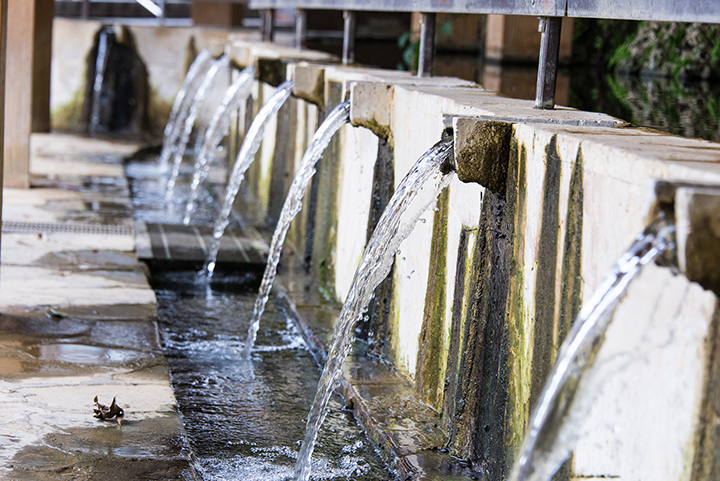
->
[[396, 16, 454, 72], [575, 19, 720, 80], [397, 30, 419, 71]]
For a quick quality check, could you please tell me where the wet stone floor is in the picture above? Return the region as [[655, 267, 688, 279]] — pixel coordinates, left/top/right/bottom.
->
[[151, 269, 392, 480]]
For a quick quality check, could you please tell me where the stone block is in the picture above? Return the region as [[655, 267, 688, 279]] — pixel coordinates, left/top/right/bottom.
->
[[452, 117, 513, 193], [675, 186, 720, 295]]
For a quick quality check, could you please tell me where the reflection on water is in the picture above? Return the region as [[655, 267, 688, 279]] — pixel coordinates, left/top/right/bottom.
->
[[433, 53, 719, 142], [151, 271, 391, 481], [569, 71, 720, 142], [32, 344, 145, 364]]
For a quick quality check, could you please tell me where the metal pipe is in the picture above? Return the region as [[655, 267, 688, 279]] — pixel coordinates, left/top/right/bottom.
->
[[417, 12, 435, 77], [342, 10, 356, 64], [261, 9, 275, 42], [295, 8, 307, 49], [534, 16, 562, 109], [81, 0, 90, 18]]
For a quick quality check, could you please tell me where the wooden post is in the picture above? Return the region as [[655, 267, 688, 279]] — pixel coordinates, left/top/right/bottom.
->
[[32, 0, 53, 133], [4, 0, 34, 189], [0, 0, 8, 262]]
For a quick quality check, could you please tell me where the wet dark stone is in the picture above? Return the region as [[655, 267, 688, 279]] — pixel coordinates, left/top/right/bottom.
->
[[9, 416, 196, 480], [83, 26, 150, 136]]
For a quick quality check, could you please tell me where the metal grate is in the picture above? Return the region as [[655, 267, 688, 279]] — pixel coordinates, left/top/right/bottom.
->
[[2, 220, 135, 236]]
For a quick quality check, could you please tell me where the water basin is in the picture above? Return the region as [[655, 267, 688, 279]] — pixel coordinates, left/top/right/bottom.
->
[[151, 270, 392, 480]]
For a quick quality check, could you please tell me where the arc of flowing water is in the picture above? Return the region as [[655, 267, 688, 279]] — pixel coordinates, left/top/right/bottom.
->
[[293, 137, 455, 481], [89, 27, 113, 135], [165, 55, 230, 200], [183, 66, 257, 225], [202, 81, 294, 278], [243, 101, 351, 358], [159, 49, 214, 171], [509, 219, 676, 481]]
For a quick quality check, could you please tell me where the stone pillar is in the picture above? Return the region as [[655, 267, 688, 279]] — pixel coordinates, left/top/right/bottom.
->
[[32, 0, 53, 133], [4, 0, 36, 188]]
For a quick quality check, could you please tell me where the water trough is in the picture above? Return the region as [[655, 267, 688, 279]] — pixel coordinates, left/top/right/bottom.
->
[[202, 36, 720, 481]]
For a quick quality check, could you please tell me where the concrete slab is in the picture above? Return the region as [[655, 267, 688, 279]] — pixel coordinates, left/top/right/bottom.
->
[[0, 133, 195, 480]]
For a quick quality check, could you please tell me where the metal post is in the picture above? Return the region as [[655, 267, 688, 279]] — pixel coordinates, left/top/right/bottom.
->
[[417, 12, 435, 77], [535, 16, 562, 109], [342, 10, 356, 64], [295, 8, 306, 49], [261, 9, 275, 42], [81, 0, 90, 18]]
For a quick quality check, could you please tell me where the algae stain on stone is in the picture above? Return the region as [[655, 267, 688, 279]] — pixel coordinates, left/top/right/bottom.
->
[[311, 82, 344, 297], [529, 135, 562, 412], [504, 139, 532, 468], [557, 148, 585, 346], [52, 87, 86, 131], [415, 189, 450, 410]]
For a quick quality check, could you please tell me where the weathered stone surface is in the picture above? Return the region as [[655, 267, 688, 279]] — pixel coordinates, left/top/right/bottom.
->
[[453, 117, 513, 193], [0, 133, 190, 480], [675, 186, 720, 295]]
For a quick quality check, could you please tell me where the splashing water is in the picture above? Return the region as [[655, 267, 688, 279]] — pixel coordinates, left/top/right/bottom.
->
[[509, 219, 676, 481], [89, 26, 113, 135], [184, 66, 256, 225], [243, 101, 350, 358], [202, 81, 294, 278], [294, 137, 455, 481], [160, 49, 214, 170], [164, 55, 230, 200]]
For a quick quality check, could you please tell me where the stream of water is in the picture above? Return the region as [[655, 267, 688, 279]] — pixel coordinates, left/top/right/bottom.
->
[[509, 219, 676, 481], [165, 55, 230, 200], [202, 81, 294, 278], [159, 49, 214, 171], [184, 66, 256, 225], [89, 27, 113, 135], [294, 136, 455, 481], [244, 101, 350, 359]]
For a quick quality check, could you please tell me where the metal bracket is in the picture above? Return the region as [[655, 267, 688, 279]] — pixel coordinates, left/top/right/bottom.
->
[[295, 8, 307, 49], [342, 10, 356, 64], [261, 9, 275, 42], [535, 16, 562, 109], [417, 12, 435, 77]]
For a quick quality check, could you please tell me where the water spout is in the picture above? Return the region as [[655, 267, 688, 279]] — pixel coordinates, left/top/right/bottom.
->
[[294, 136, 455, 481], [509, 218, 676, 481], [159, 49, 214, 171], [164, 54, 230, 199], [202, 81, 294, 278], [243, 100, 350, 358], [88, 26, 115, 135], [183, 66, 257, 225]]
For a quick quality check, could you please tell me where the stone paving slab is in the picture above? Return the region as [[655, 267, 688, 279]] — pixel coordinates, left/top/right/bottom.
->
[[0, 133, 197, 480]]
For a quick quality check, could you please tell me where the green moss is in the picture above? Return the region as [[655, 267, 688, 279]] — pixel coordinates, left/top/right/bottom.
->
[[51, 88, 85, 131], [504, 140, 531, 467], [354, 118, 394, 148]]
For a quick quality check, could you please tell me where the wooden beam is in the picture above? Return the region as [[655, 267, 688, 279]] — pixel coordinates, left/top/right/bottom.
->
[[32, 0, 53, 133], [0, 0, 9, 263], [4, 0, 34, 188]]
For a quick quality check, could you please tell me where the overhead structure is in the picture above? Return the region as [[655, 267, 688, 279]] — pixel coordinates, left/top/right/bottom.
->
[[249, 0, 720, 110]]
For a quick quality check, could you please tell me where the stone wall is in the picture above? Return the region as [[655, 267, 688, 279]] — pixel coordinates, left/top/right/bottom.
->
[[171, 37, 720, 479]]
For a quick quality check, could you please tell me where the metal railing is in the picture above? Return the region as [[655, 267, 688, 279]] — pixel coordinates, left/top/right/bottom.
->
[[248, 0, 720, 109]]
